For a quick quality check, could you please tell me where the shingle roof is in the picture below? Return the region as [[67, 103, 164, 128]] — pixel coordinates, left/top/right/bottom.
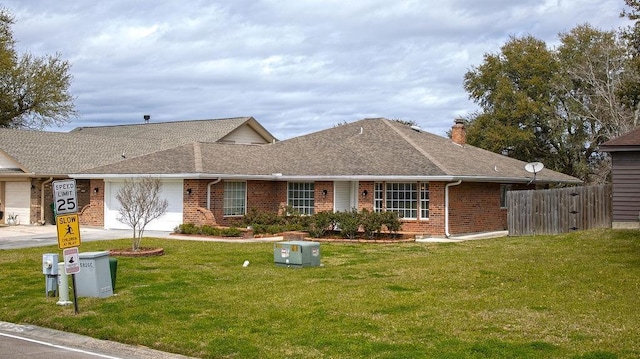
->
[[0, 117, 276, 176], [600, 127, 640, 150], [0, 128, 162, 175], [76, 118, 581, 184], [70, 117, 275, 145]]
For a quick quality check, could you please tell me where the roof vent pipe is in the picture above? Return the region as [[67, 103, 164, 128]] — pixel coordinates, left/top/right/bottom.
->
[[144, 115, 150, 124]]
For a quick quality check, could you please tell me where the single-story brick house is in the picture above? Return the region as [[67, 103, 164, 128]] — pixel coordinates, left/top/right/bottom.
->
[[65, 117, 580, 237], [600, 127, 640, 229]]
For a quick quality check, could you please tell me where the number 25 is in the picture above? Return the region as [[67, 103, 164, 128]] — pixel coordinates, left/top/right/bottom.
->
[[57, 198, 76, 211]]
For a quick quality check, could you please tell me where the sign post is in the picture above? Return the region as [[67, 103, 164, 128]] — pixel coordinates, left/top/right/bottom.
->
[[52, 179, 81, 314]]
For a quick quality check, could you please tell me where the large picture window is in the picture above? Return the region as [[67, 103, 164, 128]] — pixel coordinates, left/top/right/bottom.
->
[[374, 182, 428, 220], [288, 182, 315, 215], [223, 181, 246, 216], [386, 182, 418, 219]]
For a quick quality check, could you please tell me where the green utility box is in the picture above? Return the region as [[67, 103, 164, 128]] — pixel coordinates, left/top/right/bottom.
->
[[274, 241, 321, 268], [109, 257, 118, 291]]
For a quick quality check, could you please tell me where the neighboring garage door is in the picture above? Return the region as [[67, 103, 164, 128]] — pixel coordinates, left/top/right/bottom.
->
[[4, 182, 30, 225], [104, 179, 183, 231]]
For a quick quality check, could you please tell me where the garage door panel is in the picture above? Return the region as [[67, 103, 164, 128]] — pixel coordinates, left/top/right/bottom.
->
[[105, 180, 183, 231], [4, 182, 30, 225]]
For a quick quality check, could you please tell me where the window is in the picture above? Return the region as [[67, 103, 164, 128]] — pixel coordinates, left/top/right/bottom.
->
[[374, 182, 384, 213], [420, 182, 429, 219], [385, 182, 418, 219], [223, 182, 246, 216], [288, 182, 315, 215], [500, 184, 512, 208]]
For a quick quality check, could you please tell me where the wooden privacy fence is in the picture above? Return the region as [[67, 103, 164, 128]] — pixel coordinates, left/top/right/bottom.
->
[[507, 185, 612, 236]]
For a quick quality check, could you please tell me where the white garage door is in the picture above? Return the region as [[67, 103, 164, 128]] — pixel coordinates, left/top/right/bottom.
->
[[104, 179, 183, 231], [4, 182, 31, 225]]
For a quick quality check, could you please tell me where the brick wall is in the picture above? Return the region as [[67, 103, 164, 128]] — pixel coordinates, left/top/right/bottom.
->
[[315, 181, 334, 212], [447, 182, 507, 234], [178, 179, 508, 236], [79, 179, 104, 227], [183, 179, 214, 226]]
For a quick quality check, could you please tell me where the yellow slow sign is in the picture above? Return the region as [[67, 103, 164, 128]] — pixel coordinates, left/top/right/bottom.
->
[[56, 213, 81, 249]]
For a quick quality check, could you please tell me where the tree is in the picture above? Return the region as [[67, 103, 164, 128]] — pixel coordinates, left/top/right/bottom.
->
[[463, 35, 559, 166], [619, 0, 640, 126], [463, 28, 637, 183], [116, 177, 169, 251], [554, 25, 635, 182], [0, 8, 76, 129]]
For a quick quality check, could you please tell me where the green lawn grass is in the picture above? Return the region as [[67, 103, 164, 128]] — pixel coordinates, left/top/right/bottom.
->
[[1, 229, 639, 358]]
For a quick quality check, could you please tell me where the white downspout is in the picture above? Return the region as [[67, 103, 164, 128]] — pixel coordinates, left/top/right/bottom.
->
[[207, 178, 222, 210], [40, 177, 54, 225], [444, 180, 462, 238]]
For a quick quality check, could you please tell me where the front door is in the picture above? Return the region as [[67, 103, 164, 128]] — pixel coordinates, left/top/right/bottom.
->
[[334, 181, 358, 212]]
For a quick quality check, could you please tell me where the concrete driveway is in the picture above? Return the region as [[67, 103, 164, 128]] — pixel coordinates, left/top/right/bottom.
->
[[0, 224, 176, 250]]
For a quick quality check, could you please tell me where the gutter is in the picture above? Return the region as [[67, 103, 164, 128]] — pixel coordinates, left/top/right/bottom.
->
[[444, 180, 462, 238], [40, 177, 53, 225], [68, 173, 580, 185]]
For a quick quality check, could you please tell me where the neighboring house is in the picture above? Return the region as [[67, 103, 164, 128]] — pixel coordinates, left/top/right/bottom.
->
[[600, 127, 640, 229], [0, 117, 275, 226], [72, 118, 580, 236]]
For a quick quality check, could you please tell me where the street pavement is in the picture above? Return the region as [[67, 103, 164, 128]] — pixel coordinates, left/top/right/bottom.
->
[[0, 322, 196, 359], [0, 224, 281, 359]]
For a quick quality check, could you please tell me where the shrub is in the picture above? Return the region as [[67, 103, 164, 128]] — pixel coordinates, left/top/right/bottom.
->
[[360, 209, 383, 240], [221, 226, 242, 237], [175, 223, 199, 235], [306, 211, 335, 238], [334, 210, 360, 240], [201, 225, 221, 236], [381, 211, 402, 233]]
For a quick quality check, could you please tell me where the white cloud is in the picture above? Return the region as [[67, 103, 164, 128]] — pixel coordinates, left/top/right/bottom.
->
[[2, 0, 632, 139]]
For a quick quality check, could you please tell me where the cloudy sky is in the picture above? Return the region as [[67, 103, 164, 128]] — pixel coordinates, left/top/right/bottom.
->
[[3, 0, 632, 139]]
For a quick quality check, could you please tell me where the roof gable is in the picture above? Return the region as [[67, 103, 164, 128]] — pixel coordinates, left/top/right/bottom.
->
[[600, 127, 640, 151], [71, 117, 277, 146]]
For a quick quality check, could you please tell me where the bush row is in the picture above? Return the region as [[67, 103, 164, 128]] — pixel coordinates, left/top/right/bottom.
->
[[174, 223, 243, 237], [175, 208, 403, 240], [242, 207, 402, 240]]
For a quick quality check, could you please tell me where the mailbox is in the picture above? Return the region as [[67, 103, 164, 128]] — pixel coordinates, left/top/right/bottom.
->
[[274, 241, 321, 268]]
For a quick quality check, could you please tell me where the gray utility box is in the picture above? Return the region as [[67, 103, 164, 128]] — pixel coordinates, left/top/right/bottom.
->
[[75, 251, 113, 298], [274, 241, 321, 268]]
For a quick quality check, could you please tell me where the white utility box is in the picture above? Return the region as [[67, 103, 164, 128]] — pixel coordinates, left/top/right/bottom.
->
[[75, 251, 113, 298]]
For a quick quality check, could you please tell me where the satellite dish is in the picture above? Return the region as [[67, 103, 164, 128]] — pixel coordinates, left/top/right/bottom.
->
[[524, 162, 544, 184], [524, 162, 544, 174]]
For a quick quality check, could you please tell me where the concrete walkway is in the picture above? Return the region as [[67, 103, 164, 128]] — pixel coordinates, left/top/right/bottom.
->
[[0, 224, 282, 250]]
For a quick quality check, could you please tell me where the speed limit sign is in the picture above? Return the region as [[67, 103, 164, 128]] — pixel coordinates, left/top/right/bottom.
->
[[52, 179, 78, 215]]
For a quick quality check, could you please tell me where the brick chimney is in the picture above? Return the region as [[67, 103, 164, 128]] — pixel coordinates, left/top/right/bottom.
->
[[451, 119, 466, 145]]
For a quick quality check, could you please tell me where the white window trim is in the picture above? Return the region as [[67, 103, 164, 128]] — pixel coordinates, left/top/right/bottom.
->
[[223, 181, 247, 217], [287, 182, 315, 215]]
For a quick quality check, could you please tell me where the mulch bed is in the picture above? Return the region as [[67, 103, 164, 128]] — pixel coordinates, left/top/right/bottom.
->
[[109, 247, 164, 257]]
